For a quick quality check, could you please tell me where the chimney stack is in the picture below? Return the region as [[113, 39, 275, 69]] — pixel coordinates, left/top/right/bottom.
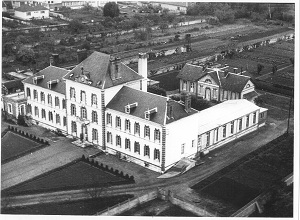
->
[[110, 56, 121, 80], [138, 53, 148, 91], [50, 56, 54, 66], [184, 93, 192, 113], [233, 68, 238, 74], [167, 99, 174, 119]]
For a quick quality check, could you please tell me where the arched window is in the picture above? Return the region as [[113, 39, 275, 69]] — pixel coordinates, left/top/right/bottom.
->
[[92, 128, 98, 141], [92, 111, 98, 123]]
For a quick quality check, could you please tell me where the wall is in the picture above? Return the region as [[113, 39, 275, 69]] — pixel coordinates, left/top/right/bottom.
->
[[165, 112, 199, 169], [24, 83, 67, 132], [97, 190, 158, 216], [15, 9, 49, 20]]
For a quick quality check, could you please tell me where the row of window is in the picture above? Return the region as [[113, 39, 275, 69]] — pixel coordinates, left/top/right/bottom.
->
[[70, 104, 98, 123], [107, 114, 161, 141], [70, 88, 98, 106], [107, 132, 160, 160], [27, 104, 66, 126], [70, 122, 99, 141], [27, 88, 66, 108], [205, 113, 257, 146]]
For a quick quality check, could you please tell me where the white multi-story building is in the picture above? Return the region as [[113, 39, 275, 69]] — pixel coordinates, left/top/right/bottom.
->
[[63, 52, 148, 147], [23, 66, 69, 132], [106, 86, 199, 172], [22, 51, 268, 173]]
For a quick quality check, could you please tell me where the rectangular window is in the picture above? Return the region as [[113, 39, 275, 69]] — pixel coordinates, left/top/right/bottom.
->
[[134, 142, 140, 154], [71, 121, 77, 133], [213, 89, 217, 98], [70, 87, 75, 99], [106, 113, 112, 125], [27, 104, 32, 113], [246, 115, 249, 127], [190, 83, 194, 92], [27, 88, 31, 97], [183, 80, 187, 91], [49, 111, 53, 121], [40, 92, 45, 102], [55, 97, 59, 107], [144, 145, 150, 157], [42, 109, 46, 119], [134, 122, 140, 135], [206, 132, 210, 146], [81, 107, 87, 119], [192, 140, 194, 148], [48, 94, 52, 105], [181, 144, 185, 154], [107, 132, 112, 144], [125, 138, 131, 150], [56, 114, 60, 124], [92, 129, 98, 141], [239, 118, 242, 130], [260, 113, 264, 118], [144, 126, 150, 138], [230, 121, 234, 134], [223, 125, 226, 138], [91, 94, 97, 105], [71, 104, 76, 116], [154, 149, 160, 161], [215, 128, 219, 142], [253, 112, 256, 124], [154, 129, 160, 141], [33, 89, 38, 99], [35, 106, 39, 116], [26, 12, 31, 16], [63, 116, 66, 126], [116, 135, 121, 147], [116, 116, 121, 128], [62, 99, 66, 109], [80, 91, 86, 103], [7, 103, 12, 114], [125, 119, 131, 132], [92, 111, 98, 123]]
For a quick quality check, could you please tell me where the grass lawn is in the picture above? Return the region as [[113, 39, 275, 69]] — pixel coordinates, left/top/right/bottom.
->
[[1, 131, 41, 163], [1, 195, 133, 215], [258, 93, 293, 110], [4, 160, 132, 195]]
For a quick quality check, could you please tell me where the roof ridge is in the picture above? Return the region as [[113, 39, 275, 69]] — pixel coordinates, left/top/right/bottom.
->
[[123, 85, 168, 100]]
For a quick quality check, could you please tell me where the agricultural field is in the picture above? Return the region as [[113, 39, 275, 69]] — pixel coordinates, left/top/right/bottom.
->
[[1, 131, 42, 163], [3, 160, 134, 196], [2, 195, 133, 215], [191, 134, 293, 216]]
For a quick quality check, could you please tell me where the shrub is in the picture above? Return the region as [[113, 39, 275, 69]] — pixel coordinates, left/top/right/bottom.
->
[[95, 161, 99, 166], [120, 171, 124, 177], [100, 163, 104, 168], [110, 167, 114, 173], [105, 165, 109, 170], [114, 169, 119, 175], [129, 176, 135, 182], [82, 155, 86, 160], [125, 174, 129, 179]]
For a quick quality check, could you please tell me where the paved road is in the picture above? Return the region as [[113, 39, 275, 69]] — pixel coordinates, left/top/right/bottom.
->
[[2, 116, 289, 207]]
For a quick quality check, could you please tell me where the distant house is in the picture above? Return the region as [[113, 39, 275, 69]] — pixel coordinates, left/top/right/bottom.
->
[[2, 79, 24, 95], [150, 2, 191, 14], [14, 4, 49, 20], [177, 64, 258, 102], [2, 92, 27, 119], [61, 1, 86, 9]]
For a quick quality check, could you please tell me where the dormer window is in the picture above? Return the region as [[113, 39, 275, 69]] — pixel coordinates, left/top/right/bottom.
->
[[144, 107, 157, 120], [33, 75, 44, 84], [47, 79, 59, 89], [125, 102, 138, 114]]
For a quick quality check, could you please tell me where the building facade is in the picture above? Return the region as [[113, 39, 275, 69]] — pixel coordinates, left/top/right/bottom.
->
[[14, 4, 49, 20], [23, 66, 69, 132], [177, 63, 258, 102], [2, 92, 27, 119]]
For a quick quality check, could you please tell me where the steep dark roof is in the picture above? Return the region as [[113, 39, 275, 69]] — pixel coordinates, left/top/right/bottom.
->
[[176, 64, 205, 81], [23, 66, 69, 94], [64, 52, 143, 89], [2, 79, 24, 90], [15, 4, 48, 12], [218, 71, 251, 93], [107, 86, 197, 125]]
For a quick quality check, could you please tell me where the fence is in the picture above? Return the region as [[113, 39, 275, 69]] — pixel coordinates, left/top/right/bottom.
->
[[96, 190, 158, 216]]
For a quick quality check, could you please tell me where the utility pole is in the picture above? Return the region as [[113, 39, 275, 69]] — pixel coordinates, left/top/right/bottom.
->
[[286, 89, 293, 135]]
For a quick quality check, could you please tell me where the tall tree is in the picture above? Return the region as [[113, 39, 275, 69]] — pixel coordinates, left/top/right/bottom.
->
[[103, 2, 120, 18]]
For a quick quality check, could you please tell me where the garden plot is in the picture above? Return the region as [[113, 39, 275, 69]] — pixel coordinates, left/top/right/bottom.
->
[[1, 131, 42, 163], [270, 41, 294, 51], [4, 160, 134, 196], [2, 195, 133, 215]]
